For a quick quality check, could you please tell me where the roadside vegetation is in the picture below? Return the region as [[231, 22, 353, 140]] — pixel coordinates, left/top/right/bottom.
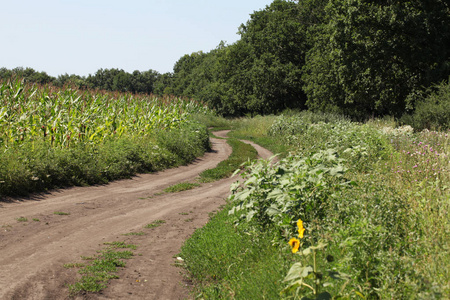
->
[[163, 134, 258, 192], [198, 137, 257, 183], [0, 79, 212, 198], [180, 112, 449, 299]]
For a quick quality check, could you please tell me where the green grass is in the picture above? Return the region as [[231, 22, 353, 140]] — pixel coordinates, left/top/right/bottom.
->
[[163, 182, 200, 193], [199, 138, 258, 182], [162, 136, 259, 195], [16, 217, 28, 222], [103, 241, 137, 250], [144, 220, 166, 229], [179, 203, 291, 299], [191, 113, 232, 131], [122, 231, 146, 236], [67, 242, 136, 295]]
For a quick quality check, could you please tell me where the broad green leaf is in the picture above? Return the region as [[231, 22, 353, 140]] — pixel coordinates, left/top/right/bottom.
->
[[284, 263, 313, 282]]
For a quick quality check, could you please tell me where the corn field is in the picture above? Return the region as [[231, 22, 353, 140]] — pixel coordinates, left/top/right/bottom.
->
[[0, 79, 210, 149]]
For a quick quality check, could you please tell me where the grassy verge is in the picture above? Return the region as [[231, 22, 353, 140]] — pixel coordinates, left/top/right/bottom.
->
[[228, 115, 290, 158], [179, 204, 292, 299], [144, 220, 166, 229], [163, 137, 258, 194], [192, 113, 232, 131], [198, 138, 258, 183]]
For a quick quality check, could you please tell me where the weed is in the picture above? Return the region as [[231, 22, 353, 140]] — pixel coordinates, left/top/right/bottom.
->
[[16, 217, 28, 222], [68, 241, 136, 295], [182, 113, 449, 298], [144, 220, 166, 229], [32, 218, 40, 222], [122, 231, 145, 236], [164, 182, 200, 193], [53, 211, 70, 215], [81, 256, 95, 261], [1, 224, 12, 231]]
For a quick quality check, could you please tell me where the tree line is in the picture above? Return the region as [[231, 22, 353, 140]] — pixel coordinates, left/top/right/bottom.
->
[[2, 0, 449, 121], [0, 67, 165, 95]]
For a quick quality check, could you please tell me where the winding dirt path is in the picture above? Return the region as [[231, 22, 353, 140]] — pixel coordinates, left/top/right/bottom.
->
[[0, 131, 273, 300]]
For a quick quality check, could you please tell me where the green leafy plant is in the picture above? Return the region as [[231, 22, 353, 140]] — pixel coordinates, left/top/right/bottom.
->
[[229, 149, 350, 235], [282, 219, 361, 299]]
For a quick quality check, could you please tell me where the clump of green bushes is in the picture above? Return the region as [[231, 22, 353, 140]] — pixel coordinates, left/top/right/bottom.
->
[[402, 79, 450, 131]]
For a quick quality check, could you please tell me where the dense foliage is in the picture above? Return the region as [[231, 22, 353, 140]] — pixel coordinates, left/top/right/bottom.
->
[[181, 113, 449, 299], [168, 0, 450, 120], [0, 80, 211, 197], [401, 78, 450, 130], [303, 0, 450, 118], [169, 0, 311, 116]]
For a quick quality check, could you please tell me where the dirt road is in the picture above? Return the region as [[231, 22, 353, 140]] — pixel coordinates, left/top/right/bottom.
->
[[0, 131, 273, 300]]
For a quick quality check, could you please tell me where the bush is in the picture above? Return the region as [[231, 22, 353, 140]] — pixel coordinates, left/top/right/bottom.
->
[[156, 122, 210, 165], [403, 79, 450, 131]]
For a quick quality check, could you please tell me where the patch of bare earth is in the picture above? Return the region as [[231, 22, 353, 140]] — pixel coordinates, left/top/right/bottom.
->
[[0, 132, 273, 300]]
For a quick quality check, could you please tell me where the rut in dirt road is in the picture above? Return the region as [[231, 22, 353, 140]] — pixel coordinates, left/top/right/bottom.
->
[[0, 131, 274, 300]]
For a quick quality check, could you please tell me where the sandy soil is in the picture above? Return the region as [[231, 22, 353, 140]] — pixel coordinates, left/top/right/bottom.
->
[[0, 131, 273, 300]]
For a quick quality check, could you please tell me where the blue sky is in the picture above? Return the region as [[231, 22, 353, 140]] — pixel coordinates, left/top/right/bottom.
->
[[1, 0, 274, 77]]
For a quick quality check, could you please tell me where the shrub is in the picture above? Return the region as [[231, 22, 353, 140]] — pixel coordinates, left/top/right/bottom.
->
[[405, 79, 450, 131]]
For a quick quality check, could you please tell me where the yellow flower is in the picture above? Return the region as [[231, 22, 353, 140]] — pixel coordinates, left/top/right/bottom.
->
[[288, 238, 301, 253], [297, 219, 305, 239]]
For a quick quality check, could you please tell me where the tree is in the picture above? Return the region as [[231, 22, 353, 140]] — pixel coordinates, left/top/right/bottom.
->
[[55, 73, 87, 89], [230, 0, 309, 114], [112, 70, 131, 92], [153, 73, 174, 95], [302, 0, 450, 118], [166, 1, 315, 116], [130, 70, 159, 94]]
